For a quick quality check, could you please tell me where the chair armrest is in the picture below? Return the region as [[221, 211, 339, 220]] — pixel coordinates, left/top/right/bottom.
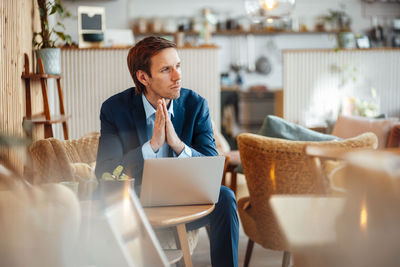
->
[[387, 123, 400, 148]]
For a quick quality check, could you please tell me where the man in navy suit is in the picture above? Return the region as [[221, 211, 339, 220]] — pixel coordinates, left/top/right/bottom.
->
[[95, 36, 239, 267]]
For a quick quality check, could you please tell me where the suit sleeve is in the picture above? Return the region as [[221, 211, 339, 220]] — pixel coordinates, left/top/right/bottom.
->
[[95, 103, 144, 181], [190, 98, 219, 157]]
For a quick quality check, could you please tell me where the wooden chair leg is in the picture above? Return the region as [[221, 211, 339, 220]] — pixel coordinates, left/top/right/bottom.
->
[[231, 171, 237, 196], [175, 224, 193, 267], [282, 251, 291, 267], [44, 124, 53, 138], [244, 239, 254, 267]]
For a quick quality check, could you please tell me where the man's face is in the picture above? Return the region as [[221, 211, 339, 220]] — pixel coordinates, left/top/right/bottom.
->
[[143, 48, 182, 105]]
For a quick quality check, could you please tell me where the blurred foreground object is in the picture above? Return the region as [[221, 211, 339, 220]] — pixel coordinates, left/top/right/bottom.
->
[[0, 181, 80, 267], [271, 149, 400, 267]]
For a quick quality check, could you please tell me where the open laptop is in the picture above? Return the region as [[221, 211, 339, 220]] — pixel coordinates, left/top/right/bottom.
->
[[140, 156, 225, 207]]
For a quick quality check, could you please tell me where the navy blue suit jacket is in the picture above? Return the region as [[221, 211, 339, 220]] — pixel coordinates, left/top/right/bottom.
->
[[95, 87, 218, 188]]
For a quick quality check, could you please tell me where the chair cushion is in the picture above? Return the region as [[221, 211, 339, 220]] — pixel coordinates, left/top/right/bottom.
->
[[260, 115, 339, 141], [332, 115, 399, 148], [235, 115, 340, 173]]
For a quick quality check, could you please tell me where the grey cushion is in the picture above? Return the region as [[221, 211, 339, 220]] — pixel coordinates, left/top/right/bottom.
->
[[235, 115, 341, 173], [259, 115, 339, 141]]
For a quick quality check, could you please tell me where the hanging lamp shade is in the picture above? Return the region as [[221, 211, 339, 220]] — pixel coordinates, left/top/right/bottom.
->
[[244, 0, 295, 21]]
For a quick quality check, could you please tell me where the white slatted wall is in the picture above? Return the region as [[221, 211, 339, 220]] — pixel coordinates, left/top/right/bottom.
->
[[56, 48, 220, 139], [178, 48, 220, 130], [283, 49, 400, 126]]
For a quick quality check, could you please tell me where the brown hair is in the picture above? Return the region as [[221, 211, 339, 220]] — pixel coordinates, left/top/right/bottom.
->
[[127, 36, 176, 94]]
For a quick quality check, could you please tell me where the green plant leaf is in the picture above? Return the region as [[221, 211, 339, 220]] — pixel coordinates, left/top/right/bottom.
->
[[35, 0, 71, 48], [50, 5, 57, 15], [38, 7, 45, 17], [56, 21, 64, 28], [101, 172, 114, 181], [54, 31, 65, 40], [64, 35, 72, 45], [119, 174, 131, 181], [54, 31, 71, 43], [113, 165, 124, 178], [64, 10, 72, 18], [55, 3, 64, 15]]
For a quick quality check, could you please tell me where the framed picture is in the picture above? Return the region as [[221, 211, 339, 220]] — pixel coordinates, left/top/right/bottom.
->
[[78, 6, 105, 48], [356, 35, 370, 49]]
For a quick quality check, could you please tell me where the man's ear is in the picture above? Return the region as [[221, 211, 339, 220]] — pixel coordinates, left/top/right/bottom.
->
[[136, 70, 150, 86]]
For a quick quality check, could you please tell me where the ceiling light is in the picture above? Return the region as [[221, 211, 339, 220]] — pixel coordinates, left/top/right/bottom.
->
[[244, 0, 296, 22]]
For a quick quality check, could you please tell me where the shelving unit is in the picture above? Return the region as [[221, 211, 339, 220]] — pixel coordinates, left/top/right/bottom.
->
[[21, 53, 70, 139], [133, 30, 338, 37]]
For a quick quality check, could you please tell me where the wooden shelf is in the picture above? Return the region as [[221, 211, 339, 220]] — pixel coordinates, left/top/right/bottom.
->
[[214, 30, 338, 35], [21, 53, 69, 139], [26, 114, 71, 125], [21, 73, 61, 79], [134, 30, 199, 36], [134, 30, 338, 36]]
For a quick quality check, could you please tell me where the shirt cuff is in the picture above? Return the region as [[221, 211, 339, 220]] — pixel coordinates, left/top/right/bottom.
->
[[142, 141, 157, 159], [175, 143, 192, 158]]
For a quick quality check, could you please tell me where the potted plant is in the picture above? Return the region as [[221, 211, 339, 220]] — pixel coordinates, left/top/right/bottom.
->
[[100, 165, 134, 200], [33, 0, 72, 75], [320, 9, 354, 49]]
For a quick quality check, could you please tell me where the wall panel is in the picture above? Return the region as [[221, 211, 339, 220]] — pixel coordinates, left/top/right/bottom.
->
[[283, 49, 400, 127], [57, 47, 220, 140], [0, 0, 41, 173]]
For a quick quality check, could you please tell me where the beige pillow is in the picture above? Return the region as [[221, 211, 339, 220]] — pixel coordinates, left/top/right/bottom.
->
[[332, 115, 399, 148]]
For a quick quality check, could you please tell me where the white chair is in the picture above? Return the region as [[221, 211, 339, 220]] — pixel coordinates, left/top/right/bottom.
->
[[88, 185, 171, 267], [104, 190, 171, 267]]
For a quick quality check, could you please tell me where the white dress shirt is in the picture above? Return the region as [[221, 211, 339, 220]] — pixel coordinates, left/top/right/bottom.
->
[[141, 94, 192, 159]]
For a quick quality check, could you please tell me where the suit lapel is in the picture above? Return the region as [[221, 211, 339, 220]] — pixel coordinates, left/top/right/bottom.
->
[[172, 97, 185, 139], [131, 93, 147, 145]]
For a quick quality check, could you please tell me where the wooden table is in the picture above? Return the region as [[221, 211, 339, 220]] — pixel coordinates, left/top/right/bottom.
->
[[144, 204, 215, 267]]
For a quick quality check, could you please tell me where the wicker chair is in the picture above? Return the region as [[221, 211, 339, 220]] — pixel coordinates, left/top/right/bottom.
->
[[28, 132, 100, 185], [237, 132, 378, 267], [27, 133, 100, 201]]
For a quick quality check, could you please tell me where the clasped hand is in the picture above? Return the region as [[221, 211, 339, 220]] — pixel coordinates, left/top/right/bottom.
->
[[150, 98, 184, 155]]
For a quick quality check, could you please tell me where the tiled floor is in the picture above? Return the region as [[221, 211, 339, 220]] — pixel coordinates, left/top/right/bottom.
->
[[191, 223, 285, 267]]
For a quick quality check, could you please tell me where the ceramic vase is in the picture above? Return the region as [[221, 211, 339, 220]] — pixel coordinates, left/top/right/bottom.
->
[[35, 47, 61, 75]]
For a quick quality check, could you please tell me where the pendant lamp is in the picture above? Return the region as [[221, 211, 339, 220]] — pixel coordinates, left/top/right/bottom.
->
[[244, 0, 295, 21]]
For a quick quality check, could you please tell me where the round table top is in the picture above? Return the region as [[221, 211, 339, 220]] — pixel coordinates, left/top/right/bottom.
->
[[144, 204, 215, 228]]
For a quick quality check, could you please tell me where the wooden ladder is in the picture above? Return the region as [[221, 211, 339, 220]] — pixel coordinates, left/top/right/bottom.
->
[[21, 53, 70, 139]]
